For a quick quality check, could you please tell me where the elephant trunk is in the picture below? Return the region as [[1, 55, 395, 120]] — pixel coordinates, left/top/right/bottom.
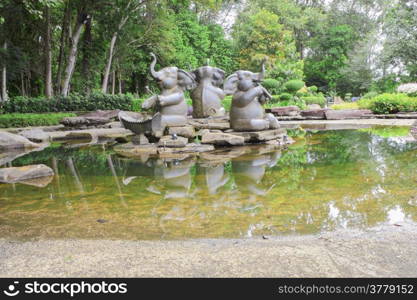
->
[[150, 53, 161, 79]]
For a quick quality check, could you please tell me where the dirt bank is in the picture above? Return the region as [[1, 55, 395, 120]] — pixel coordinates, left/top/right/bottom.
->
[[1, 224, 416, 277]]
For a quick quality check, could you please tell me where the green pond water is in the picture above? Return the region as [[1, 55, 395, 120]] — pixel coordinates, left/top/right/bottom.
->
[[0, 126, 416, 240]]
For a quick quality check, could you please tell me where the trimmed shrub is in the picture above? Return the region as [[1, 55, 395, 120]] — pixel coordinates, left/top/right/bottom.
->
[[284, 80, 305, 93], [0, 113, 76, 128], [262, 78, 281, 95], [279, 93, 292, 101], [2, 93, 135, 113], [308, 85, 318, 93], [300, 96, 326, 107], [368, 93, 417, 114]]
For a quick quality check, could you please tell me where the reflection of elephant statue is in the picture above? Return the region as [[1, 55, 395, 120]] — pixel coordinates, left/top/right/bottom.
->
[[142, 53, 195, 136], [232, 151, 281, 196], [224, 64, 279, 131], [191, 66, 226, 118], [195, 163, 229, 195]]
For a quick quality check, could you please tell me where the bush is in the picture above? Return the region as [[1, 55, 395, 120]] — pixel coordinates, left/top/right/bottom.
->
[[2, 93, 135, 113], [308, 85, 318, 93], [300, 96, 326, 107], [262, 78, 281, 95], [362, 91, 378, 99], [0, 113, 76, 128], [284, 80, 305, 93], [279, 93, 293, 101], [368, 93, 417, 114]]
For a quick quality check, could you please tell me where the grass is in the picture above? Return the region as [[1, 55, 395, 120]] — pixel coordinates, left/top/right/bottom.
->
[[0, 112, 76, 128]]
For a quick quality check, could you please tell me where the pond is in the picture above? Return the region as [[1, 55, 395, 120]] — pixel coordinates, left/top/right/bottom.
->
[[1, 126, 416, 240]]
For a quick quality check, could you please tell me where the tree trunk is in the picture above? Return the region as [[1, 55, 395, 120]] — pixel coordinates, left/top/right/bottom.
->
[[55, 0, 70, 93], [81, 15, 92, 94], [1, 41, 7, 102], [44, 6, 53, 98], [112, 70, 116, 95], [101, 32, 118, 93], [61, 13, 87, 96], [118, 69, 122, 94]]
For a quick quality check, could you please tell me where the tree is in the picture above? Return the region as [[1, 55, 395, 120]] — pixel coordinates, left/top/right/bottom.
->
[[304, 24, 357, 92], [381, 0, 417, 81], [232, 9, 303, 81]]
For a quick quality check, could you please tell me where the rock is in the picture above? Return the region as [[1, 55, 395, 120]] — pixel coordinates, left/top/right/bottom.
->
[[50, 128, 133, 141], [18, 175, 54, 188], [19, 129, 50, 143], [0, 132, 41, 150], [131, 134, 150, 145], [307, 104, 322, 110], [300, 108, 328, 119], [158, 135, 188, 148], [325, 109, 373, 120], [60, 116, 110, 127], [168, 126, 195, 138], [157, 143, 214, 154], [229, 128, 287, 143], [81, 109, 120, 119], [201, 132, 245, 146], [0, 164, 54, 184], [267, 106, 300, 116], [188, 118, 230, 130], [114, 143, 158, 157]]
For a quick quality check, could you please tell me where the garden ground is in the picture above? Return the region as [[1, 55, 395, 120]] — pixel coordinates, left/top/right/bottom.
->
[[1, 223, 416, 277]]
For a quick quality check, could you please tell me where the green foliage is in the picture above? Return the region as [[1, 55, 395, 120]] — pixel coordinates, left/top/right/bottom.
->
[[331, 103, 359, 110], [233, 9, 303, 82], [362, 91, 379, 99], [262, 79, 281, 95], [222, 95, 232, 112], [368, 93, 417, 114], [279, 93, 292, 101], [3, 93, 134, 113], [308, 86, 318, 93], [300, 96, 326, 107], [0, 113, 75, 128], [304, 24, 358, 92], [359, 126, 411, 138], [284, 80, 305, 93]]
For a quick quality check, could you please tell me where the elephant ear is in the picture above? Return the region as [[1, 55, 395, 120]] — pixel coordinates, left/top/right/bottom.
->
[[178, 69, 196, 90], [224, 73, 238, 95], [212, 68, 225, 87]]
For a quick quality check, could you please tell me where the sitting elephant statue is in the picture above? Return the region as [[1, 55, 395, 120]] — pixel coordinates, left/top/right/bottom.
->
[[142, 53, 195, 136], [190, 65, 226, 118], [224, 64, 279, 131]]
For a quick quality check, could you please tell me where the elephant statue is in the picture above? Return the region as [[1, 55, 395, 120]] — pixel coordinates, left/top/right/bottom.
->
[[142, 53, 196, 136], [224, 64, 279, 131], [190, 65, 226, 118]]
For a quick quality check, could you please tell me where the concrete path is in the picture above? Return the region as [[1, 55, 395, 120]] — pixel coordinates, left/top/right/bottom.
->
[[1, 224, 416, 277]]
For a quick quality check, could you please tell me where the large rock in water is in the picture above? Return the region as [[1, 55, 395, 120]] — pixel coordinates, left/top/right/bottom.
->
[[0, 164, 54, 184], [201, 131, 245, 146], [19, 129, 50, 143], [0, 132, 41, 150], [325, 109, 372, 120]]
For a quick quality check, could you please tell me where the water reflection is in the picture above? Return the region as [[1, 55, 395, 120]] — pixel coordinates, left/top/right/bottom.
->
[[0, 128, 416, 240]]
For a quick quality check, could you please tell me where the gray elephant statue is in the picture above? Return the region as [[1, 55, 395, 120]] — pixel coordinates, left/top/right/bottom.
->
[[142, 53, 195, 136], [224, 64, 279, 131], [190, 66, 226, 118]]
